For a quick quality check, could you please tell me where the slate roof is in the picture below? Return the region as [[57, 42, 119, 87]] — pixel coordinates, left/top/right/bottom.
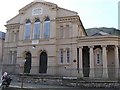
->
[[86, 27, 120, 36]]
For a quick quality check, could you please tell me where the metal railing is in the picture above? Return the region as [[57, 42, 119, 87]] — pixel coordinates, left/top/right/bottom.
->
[[1, 64, 120, 80]]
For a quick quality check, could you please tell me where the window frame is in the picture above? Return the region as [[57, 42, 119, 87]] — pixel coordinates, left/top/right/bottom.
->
[[59, 49, 64, 64], [24, 22, 31, 40], [33, 20, 40, 39], [66, 48, 70, 63], [94, 48, 102, 65], [44, 17, 50, 39]]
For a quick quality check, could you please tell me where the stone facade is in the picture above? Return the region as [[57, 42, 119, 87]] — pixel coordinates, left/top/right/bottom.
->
[[3, 0, 120, 79]]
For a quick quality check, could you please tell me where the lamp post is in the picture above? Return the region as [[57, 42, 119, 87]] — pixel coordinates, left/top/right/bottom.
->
[[21, 59, 26, 88]]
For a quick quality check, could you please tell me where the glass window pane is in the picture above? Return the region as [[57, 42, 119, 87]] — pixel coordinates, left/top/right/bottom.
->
[[67, 48, 70, 63], [60, 49, 63, 63], [44, 21, 50, 38], [34, 22, 40, 39], [24, 23, 31, 40]]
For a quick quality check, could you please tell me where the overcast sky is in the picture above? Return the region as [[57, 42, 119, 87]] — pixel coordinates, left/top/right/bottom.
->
[[0, 0, 119, 32]]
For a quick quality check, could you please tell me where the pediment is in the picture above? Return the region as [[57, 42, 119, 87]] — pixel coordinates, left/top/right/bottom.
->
[[7, 1, 58, 24], [19, 1, 57, 14], [7, 14, 20, 24]]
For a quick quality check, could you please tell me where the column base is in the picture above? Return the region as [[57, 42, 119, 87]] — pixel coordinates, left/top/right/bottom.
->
[[89, 70, 94, 78], [115, 69, 119, 78], [103, 69, 108, 78], [79, 70, 83, 77]]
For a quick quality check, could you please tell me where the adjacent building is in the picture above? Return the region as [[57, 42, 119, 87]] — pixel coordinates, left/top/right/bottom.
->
[[3, 0, 120, 79], [0, 31, 5, 64]]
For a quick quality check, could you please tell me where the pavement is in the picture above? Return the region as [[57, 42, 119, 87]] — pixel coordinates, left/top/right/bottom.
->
[[10, 81, 71, 88], [0, 80, 73, 89], [0, 80, 119, 90]]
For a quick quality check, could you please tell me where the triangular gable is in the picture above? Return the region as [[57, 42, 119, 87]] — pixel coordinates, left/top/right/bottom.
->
[[19, 0, 57, 14], [7, 14, 20, 24], [7, 0, 58, 24], [58, 7, 78, 15]]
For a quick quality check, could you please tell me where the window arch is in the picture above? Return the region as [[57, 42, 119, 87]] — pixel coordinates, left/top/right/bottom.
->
[[44, 16, 50, 39], [24, 19, 31, 40], [33, 18, 40, 39]]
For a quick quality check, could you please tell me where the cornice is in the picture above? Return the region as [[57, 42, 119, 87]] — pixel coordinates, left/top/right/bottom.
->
[[5, 23, 20, 30], [77, 35, 119, 42], [7, 14, 19, 23], [58, 7, 78, 15], [19, 1, 58, 14], [56, 15, 80, 23]]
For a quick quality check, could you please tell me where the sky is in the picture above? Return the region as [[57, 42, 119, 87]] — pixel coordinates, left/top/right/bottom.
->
[[0, 0, 119, 32]]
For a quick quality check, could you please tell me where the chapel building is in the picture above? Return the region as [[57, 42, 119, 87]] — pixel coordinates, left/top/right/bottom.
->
[[3, 0, 120, 78]]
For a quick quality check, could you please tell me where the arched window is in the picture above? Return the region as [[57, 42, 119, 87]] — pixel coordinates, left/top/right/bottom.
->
[[33, 18, 40, 39], [44, 16, 50, 39], [24, 19, 31, 40]]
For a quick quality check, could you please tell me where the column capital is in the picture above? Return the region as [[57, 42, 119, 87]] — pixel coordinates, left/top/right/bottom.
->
[[118, 45, 120, 48], [115, 45, 119, 48], [77, 46, 83, 49], [12, 51, 15, 54], [89, 46, 94, 48], [101, 45, 107, 48], [79, 46, 83, 49]]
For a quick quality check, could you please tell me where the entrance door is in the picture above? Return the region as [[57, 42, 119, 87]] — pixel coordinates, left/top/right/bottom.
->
[[39, 52, 48, 73], [24, 52, 31, 74], [83, 46, 90, 77]]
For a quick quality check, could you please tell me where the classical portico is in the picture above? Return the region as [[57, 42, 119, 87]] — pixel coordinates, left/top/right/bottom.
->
[[77, 35, 120, 78]]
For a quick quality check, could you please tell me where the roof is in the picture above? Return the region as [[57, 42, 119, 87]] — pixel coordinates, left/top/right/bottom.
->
[[92, 31, 109, 36], [86, 27, 120, 36]]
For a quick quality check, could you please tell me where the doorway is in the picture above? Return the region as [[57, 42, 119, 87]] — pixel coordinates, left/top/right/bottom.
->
[[83, 46, 90, 77], [39, 52, 48, 73], [24, 52, 31, 74]]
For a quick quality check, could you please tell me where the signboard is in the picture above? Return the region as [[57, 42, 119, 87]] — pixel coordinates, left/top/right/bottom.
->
[[32, 40, 39, 44], [32, 8, 43, 16]]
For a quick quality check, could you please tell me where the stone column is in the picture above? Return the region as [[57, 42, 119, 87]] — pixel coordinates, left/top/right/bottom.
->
[[102, 45, 108, 78], [115, 45, 119, 78], [89, 46, 94, 78], [79, 46, 83, 77]]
